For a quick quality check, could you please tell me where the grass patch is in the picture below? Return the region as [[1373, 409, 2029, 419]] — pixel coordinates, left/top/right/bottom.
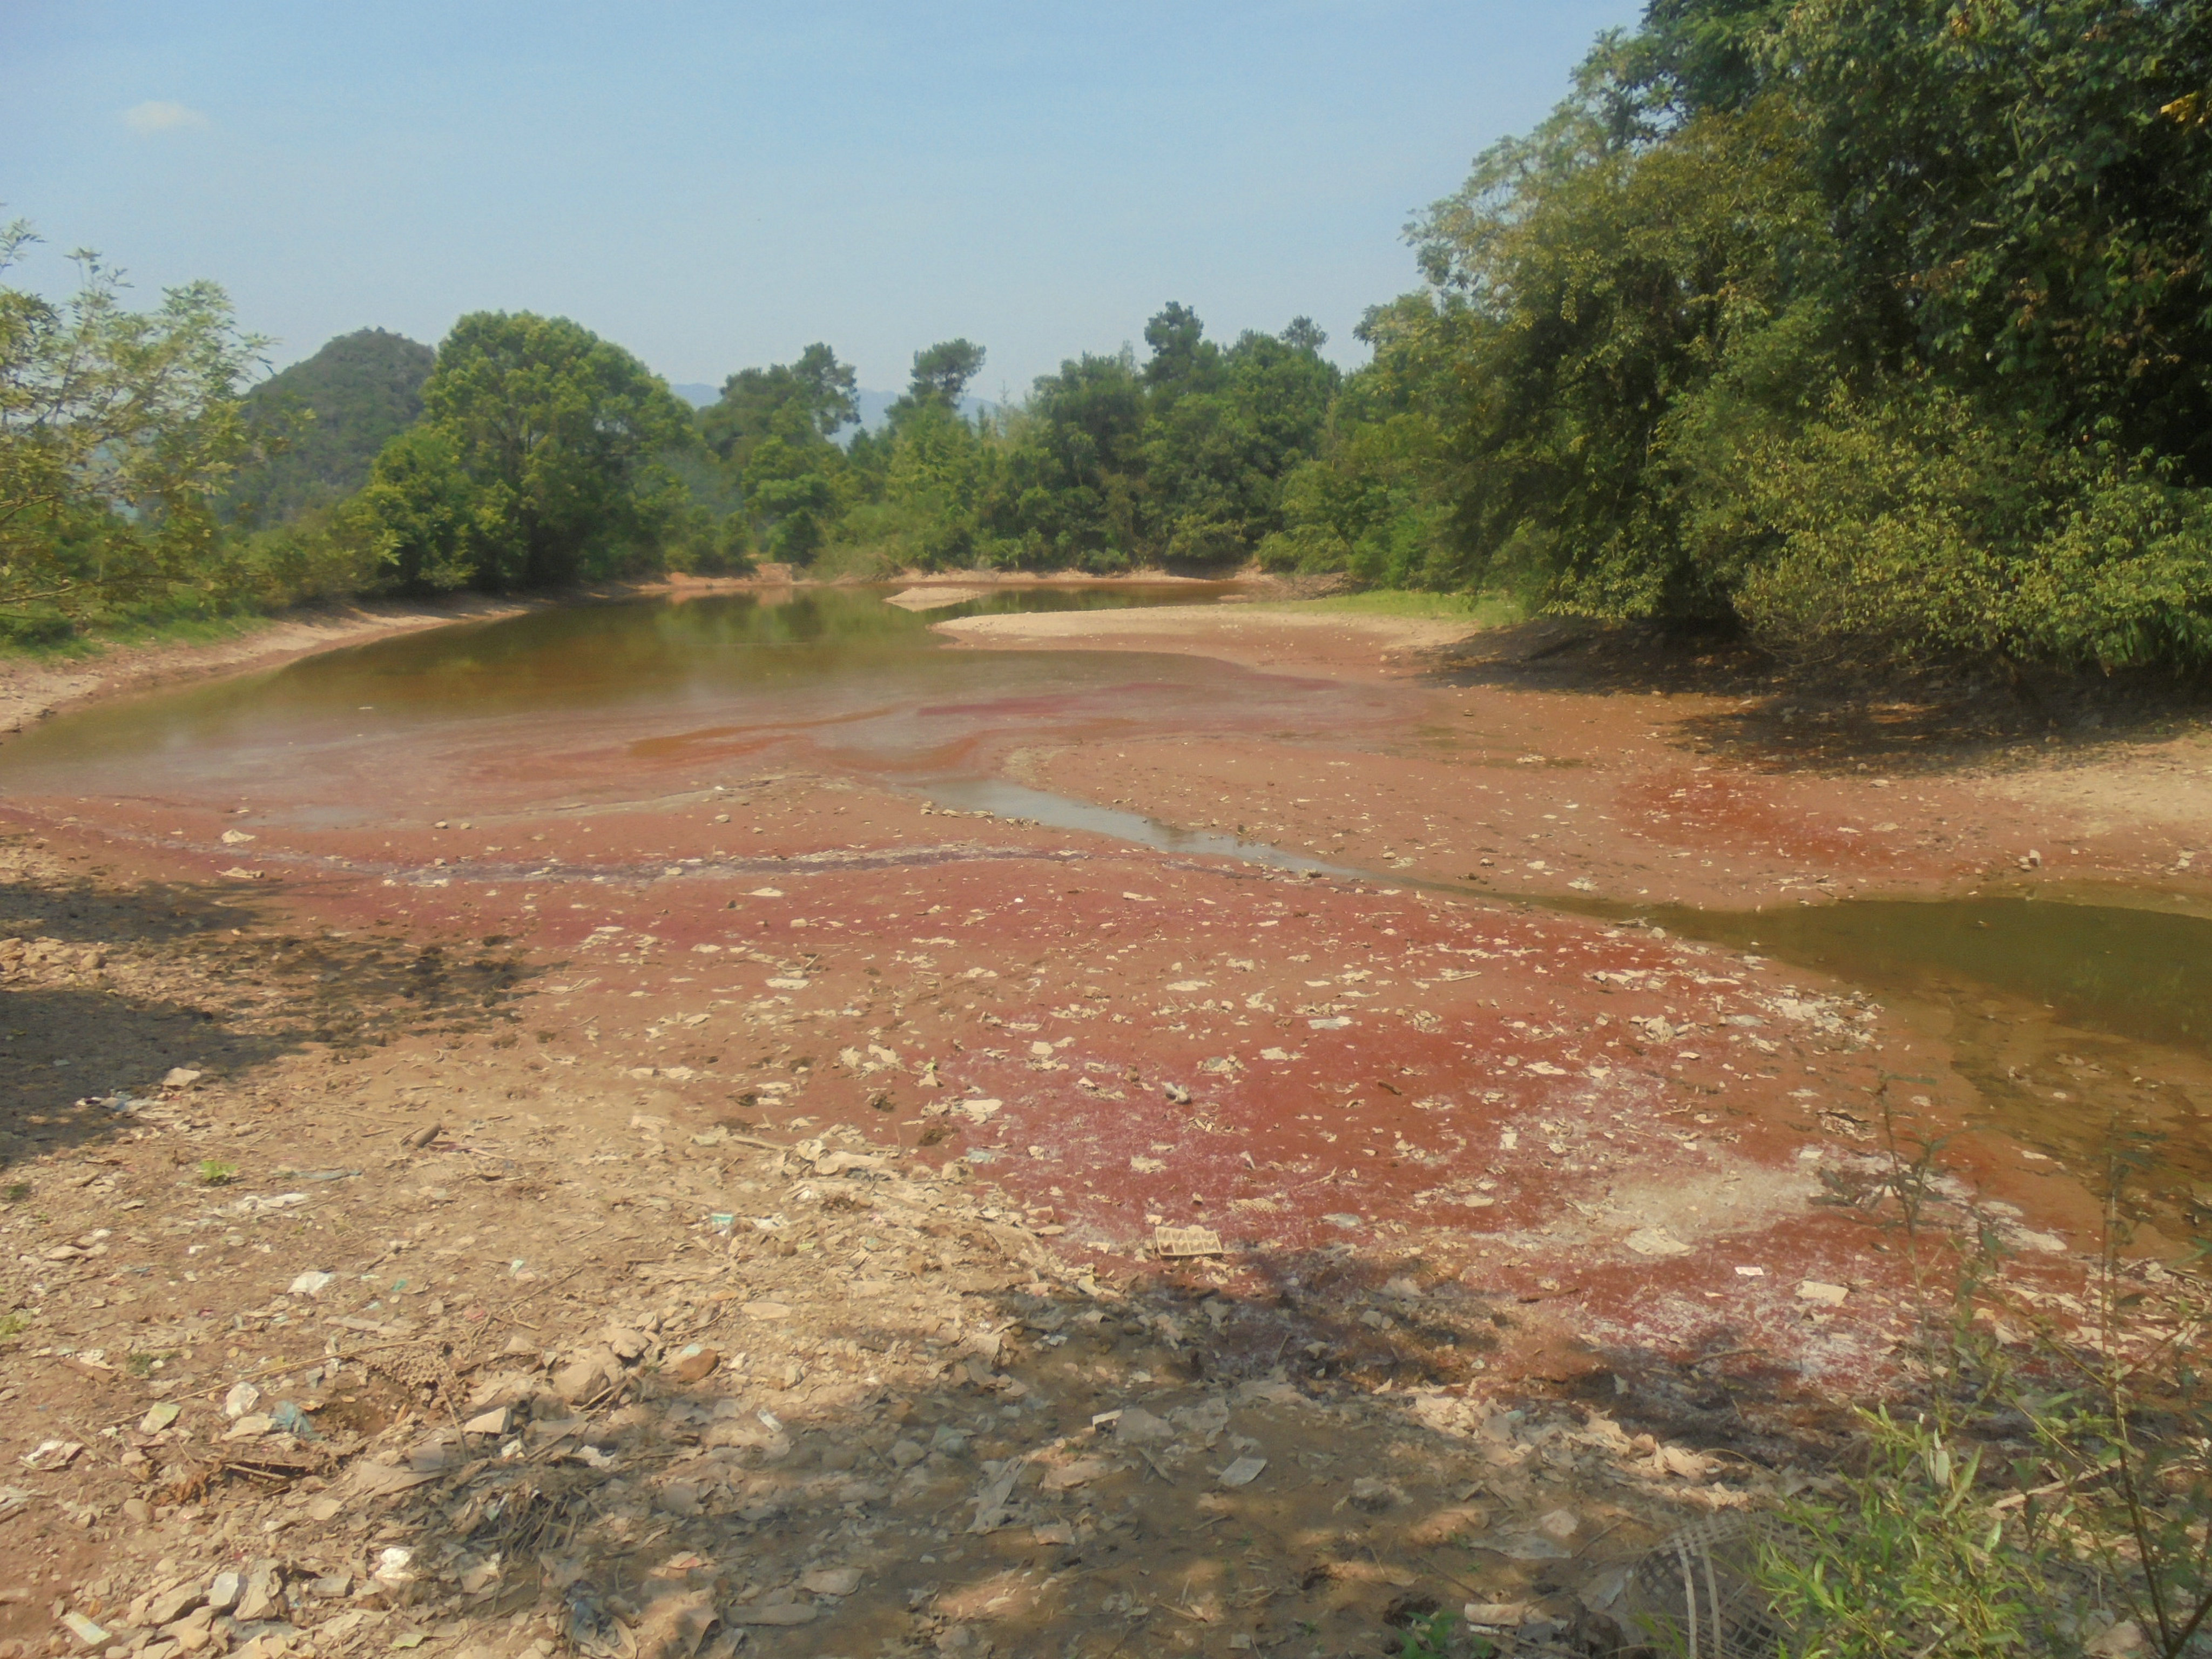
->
[[197, 1158, 237, 1186], [1252, 589, 1525, 625], [0, 604, 276, 663]]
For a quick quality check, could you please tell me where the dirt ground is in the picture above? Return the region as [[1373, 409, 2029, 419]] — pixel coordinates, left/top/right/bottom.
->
[[2, 594, 2206, 1659]]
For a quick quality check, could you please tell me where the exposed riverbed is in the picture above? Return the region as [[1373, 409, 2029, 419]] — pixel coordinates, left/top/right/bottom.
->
[[6, 582, 2210, 1393]]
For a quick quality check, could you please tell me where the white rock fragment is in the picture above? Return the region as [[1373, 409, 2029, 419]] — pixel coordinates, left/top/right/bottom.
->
[[1624, 1227, 1694, 1258], [1797, 1279, 1850, 1307]]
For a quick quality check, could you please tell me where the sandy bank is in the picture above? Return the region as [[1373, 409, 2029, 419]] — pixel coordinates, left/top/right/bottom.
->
[[934, 602, 1484, 679]]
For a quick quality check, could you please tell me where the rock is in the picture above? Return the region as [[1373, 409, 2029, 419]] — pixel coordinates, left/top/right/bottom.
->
[[206, 1573, 242, 1613], [1115, 1406, 1175, 1445], [2087, 1620, 2146, 1656], [602, 1326, 649, 1361], [161, 1069, 203, 1090], [401, 1123, 441, 1150], [1218, 1456, 1267, 1489], [669, 1345, 719, 1384], [1536, 1508, 1581, 1541], [552, 1350, 619, 1402], [463, 1407, 511, 1437], [60, 1613, 109, 1648], [1348, 1478, 1406, 1512], [1624, 1228, 1694, 1258], [1797, 1280, 1850, 1307], [146, 1587, 203, 1627], [798, 1569, 859, 1597], [1462, 1602, 1528, 1628], [656, 1482, 701, 1518], [139, 1402, 181, 1434], [234, 1566, 281, 1622], [286, 1271, 334, 1297], [223, 1382, 261, 1420], [888, 1440, 926, 1469]]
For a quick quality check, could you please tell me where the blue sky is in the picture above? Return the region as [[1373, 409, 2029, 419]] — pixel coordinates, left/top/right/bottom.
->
[[3, 2, 1643, 397]]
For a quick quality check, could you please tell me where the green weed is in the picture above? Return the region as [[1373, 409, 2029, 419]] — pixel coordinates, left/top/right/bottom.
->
[[198, 1158, 237, 1186]]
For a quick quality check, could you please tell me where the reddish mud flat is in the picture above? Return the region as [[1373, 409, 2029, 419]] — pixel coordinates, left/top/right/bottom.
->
[[6, 585, 2180, 1405]]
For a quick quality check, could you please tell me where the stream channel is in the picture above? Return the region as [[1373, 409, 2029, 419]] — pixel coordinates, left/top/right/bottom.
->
[[6, 584, 2209, 1225]]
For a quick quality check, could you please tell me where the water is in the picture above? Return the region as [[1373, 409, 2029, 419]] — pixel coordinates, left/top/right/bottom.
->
[[0, 584, 1400, 822]]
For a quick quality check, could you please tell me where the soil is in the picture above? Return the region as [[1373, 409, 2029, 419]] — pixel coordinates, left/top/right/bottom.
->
[[1, 595, 2206, 1659]]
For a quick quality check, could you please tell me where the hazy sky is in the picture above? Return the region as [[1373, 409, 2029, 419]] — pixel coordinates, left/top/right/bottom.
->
[[4, 1, 1642, 397]]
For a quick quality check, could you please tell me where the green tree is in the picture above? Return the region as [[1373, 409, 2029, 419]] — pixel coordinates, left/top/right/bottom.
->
[[901, 339, 987, 413], [699, 342, 857, 469], [1143, 312, 1341, 563], [0, 219, 265, 634], [367, 311, 693, 590]]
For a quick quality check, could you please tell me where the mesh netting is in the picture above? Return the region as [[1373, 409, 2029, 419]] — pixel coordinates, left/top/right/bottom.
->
[[1614, 1514, 1798, 1659]]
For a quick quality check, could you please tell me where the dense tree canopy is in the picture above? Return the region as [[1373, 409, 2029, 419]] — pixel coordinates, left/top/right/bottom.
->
[[364, 312, 694, 590]]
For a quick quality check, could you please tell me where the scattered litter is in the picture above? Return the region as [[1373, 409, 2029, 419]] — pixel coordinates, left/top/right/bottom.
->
[[19, 1439, 82, 1470], [1154, 1225, 1223, 1258]]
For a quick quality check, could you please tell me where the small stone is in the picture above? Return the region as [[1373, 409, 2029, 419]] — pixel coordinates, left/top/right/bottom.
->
[[798, 1568, 860, 1597], [1462, 1602, 1528, 1628], [140, 1402, 181, 1434], [206, 1573, 242, 1613], [1348, 1478, 1405, 1512], [1115, 1406, 1175, 1445], [888, 1440, 926, 1469], [1536, 1507, 1581, 1541], [463, 1407, 511, 1437], [1218, 1456, 1267, 1489], [161, 1069, 203, 1090], [222, 1382, 260, 1420], [1624, 1228, 1693, 1258], [1797, 1280, 1850, 1307], [602, 1326, 649, 1361], [146, 1587, 203, 1626], [287, 1271, 334, 1298], [669, 1345, 719, 1384]]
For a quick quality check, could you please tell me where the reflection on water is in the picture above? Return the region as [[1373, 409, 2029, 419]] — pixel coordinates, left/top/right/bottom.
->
[[0, 584, 1369, 817]]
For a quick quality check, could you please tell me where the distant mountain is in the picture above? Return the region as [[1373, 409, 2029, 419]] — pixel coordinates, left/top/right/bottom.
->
[[230, 329, 436, 525]]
